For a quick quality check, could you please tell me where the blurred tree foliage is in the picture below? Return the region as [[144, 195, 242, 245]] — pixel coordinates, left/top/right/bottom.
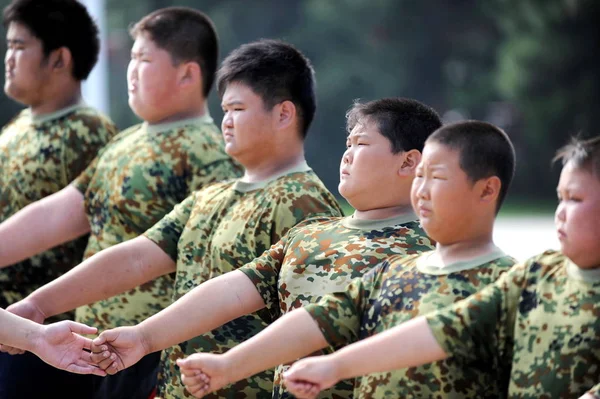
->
[[0, 0, 597, 203]]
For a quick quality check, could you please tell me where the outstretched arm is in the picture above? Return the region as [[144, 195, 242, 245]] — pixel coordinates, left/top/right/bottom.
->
[[9, 236, 175, 322], [177, 308, 329, 397], [284, 316, 446, 398], [0, 308, 104, 376], [0, 186, 90, 268], [91, 270, 267, 373]]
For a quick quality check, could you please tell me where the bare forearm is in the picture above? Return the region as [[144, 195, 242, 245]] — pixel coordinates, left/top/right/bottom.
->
[[225, 308, 328, 383], [0, 308, 42, 351], [330, 316, 447, 380], [28, 236, 174, 318], [0, 186, 90, 268], [140, 271, 265, 354]]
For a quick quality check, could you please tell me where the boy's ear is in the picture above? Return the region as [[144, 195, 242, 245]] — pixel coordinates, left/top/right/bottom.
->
[[49, 47, 72, 74], [179, 61, 202, 91], [276, 100, 296, 130], [479, 176, 501, 204], [398, 149, 421, 176]]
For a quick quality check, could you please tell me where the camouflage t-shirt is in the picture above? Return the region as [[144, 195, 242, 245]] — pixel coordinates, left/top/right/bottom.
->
[[306, 249, 516, 399], [0, 104, 116, 321], [144, 162, 343, 399], [239, 213, 434, 398], [73, 115, 242, 329], [427, 250, 600, 398]]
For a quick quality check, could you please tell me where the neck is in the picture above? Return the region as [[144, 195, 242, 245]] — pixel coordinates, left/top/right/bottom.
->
[[435, 232, 497, 264], [353, 204, 414, 220], [147, 102, 208, 125], [241, 149, 306, 183], [30, 83, 82, 117]]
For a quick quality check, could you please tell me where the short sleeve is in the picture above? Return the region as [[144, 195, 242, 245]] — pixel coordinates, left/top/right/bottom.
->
[[143, 194, 195, 261], [304, 267, 380, 348], [63, 112, 118, 183], [425, 262, 527, 363], [238, 236, 289, 322]]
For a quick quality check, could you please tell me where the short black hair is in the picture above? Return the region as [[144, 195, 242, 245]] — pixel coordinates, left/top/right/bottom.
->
[[216, 39, 316, 138], [3, 0, 100, 81], [553, 135, 600, 179], [130, 7, 218, 97], [428, 120, 516, 213], [346, 98, 442, 153]]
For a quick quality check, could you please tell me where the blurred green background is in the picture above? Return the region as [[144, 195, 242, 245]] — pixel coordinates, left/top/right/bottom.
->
[[1, 0, 598, 217]]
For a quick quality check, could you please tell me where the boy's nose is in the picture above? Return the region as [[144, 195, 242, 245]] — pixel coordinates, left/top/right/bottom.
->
[[555, 202, 566, 222], [342, 149, 352, 164], [222, 115, 233, 129], [415, 181, 429, 199]]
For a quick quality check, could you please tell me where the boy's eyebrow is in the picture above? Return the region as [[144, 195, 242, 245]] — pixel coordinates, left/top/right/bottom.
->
[[426, 164, 449, 171], [6, 38, 26, 45], [131, 48, 149, 56], [221, 100, 244, 107], [348, 132, 368, 140]]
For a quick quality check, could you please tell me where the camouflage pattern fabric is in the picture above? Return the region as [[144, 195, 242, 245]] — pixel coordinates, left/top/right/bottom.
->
[[239, 213, 434, 398], [144, 162, 343, 399], [427, 250, 600, 398], [74, 115, 242, 329], [0, 104, 117, 322], [306, 249, 516, 398]]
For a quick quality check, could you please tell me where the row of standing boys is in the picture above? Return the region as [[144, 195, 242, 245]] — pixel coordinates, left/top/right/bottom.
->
[[0, 1, 598, 398]]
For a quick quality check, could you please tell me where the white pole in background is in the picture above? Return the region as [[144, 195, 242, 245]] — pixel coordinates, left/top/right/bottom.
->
[[80, 0, 110, 116]]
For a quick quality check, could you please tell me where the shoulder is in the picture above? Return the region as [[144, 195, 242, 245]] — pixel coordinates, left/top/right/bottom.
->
[[58, 107, 117, 138], [522, 249, 566, 276], [193, 179, 237, 200], [268, 170, 339, 205], [279, 169, 329, 190], [498, 250, 566, 290], [1, 109, 29, 132], [169, 121, 222, 146], [493, 255, 519, 270], [293, 216, 343, 230], [369, 252, 423, 278], [107, 123, 144, 142], [68, 106, 114, 126]]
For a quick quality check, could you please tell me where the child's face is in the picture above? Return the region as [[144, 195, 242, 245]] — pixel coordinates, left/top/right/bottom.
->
[[127, 33, 183, 123], [411, 141, 480, 244], [555, 161, 600, 268], [220, 82, 278, 165], [4, 22, 52, 106], [339, 120, 407, 210]]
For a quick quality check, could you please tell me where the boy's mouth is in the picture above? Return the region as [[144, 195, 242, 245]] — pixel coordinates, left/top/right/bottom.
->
[[416, 205, 431, 217]]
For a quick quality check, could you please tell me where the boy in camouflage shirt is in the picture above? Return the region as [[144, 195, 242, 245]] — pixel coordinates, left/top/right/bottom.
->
[[177, 121, 518, 399], [89, 97, 441, 399], [283, 135, 600, 399], [13, 40, 343, 399], [0, 7, 241, 399], [0, 1, 117, 397]]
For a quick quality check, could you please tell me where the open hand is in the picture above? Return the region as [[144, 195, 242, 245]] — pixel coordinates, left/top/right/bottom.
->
[[34, 321, 105, 376]]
